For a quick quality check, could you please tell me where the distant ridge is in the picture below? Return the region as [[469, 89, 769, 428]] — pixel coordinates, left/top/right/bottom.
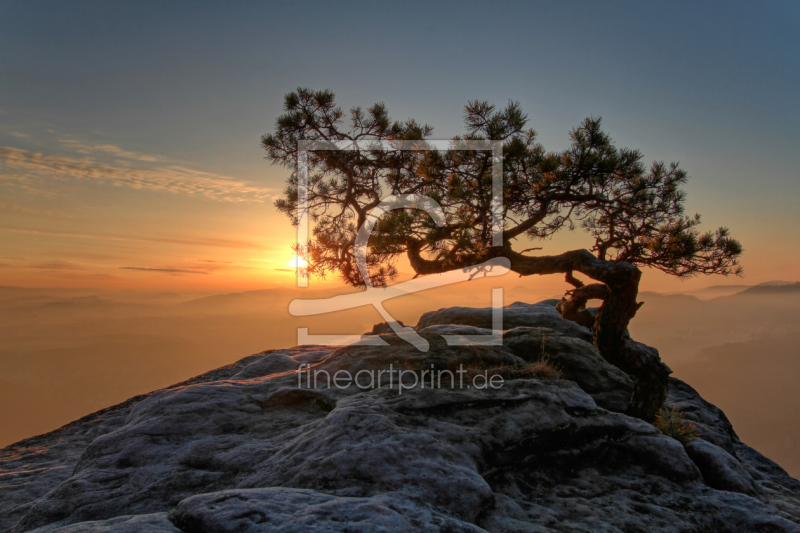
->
[[694, 284, 752, 292], [737, 282, 800, 296]]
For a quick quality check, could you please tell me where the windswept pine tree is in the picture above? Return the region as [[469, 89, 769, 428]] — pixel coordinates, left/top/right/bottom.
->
[[263, 88, 742, 420]]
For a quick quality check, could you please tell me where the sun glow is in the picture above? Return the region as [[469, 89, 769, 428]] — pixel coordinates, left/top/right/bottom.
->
[[287, 255, 307, 268]]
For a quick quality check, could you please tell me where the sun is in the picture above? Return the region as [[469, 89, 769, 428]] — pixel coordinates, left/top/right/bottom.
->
[[287, 255, 307, 268]]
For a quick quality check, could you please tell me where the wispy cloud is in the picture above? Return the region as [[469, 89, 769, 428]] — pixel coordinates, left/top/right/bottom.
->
[[0, 145, 275, 202], [60, 251, 123, 261], [121, 267, 208, 275], [54, 272, 116, 281], [29, 260, 85, 270], [58, 139, 159, 162], [10, 132, 30, 139], [0, 258, 92, 271], [0, 226, 264, 250]]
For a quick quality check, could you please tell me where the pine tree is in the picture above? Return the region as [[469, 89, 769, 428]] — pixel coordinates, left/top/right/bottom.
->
[[262, 88, 742, 420]]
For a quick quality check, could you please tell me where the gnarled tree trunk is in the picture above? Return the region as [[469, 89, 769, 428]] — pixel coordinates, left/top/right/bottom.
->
[[585, 267, 671, 421]]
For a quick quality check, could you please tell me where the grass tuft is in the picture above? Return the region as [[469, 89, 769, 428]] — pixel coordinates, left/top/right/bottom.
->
[[464, 334, 562, 382], [514, 356, 563, 380], [465, 356, 562, 382], [654, 405, 699, 444]]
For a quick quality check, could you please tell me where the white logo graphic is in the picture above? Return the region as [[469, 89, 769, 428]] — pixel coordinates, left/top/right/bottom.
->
[[289, 140, 506, 352]]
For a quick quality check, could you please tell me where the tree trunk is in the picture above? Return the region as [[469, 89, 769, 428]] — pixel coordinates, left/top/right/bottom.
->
[[556, 282, 607, 329], [590, 268, 670, 421], [552, 260, 670, 420]]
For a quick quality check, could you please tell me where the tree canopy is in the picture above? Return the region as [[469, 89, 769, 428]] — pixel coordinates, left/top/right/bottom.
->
[[262, 88, 743, 420], [263, 88, 740, 286]]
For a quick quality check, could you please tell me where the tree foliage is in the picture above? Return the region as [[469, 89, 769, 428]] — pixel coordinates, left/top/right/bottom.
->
[[263, 88, 741, 288]]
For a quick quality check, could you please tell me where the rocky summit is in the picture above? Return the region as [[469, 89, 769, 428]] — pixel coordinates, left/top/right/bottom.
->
[[1, 301, 799, 532]]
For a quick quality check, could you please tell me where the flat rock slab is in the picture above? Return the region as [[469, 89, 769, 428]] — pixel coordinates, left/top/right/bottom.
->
[[416, 301, 593, 342]]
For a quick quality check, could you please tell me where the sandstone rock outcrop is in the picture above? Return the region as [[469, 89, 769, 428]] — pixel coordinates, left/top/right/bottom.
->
[[1, 302, 797, 532]]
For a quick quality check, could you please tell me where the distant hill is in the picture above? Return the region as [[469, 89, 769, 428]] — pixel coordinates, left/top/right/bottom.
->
[[174, 288, 341, 313], [0, 295, 157, 320], [0, 286, 103, 301], [637, 291, 705, 307], [693, 284, 752, 293], [673, 281, 795, 300], [736, 282, 800, 296], [176, 289, 284, 310]]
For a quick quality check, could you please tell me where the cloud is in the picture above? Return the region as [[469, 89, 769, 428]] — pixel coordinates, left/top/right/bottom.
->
[[60, 251, 123, 261], [273, 268, 296, 272], [10, 132, 30, 139], [0, 146, 275, 202], [198, 259, 233, 264], [0, 226, 264, 250], [54, 272, 116, 281], [30, 260, 85, 270], [121, 267, 208, 275], [58, 140, 159, 162]]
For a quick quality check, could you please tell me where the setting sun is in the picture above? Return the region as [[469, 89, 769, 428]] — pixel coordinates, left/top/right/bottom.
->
[[287, 255, 307, 268]]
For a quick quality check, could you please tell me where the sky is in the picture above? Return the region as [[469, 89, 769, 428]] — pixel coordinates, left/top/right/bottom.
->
[[0, 0, 798, 293]]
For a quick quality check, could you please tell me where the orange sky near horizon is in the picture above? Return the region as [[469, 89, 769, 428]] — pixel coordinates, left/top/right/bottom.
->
[[0, 135, 792, 297]]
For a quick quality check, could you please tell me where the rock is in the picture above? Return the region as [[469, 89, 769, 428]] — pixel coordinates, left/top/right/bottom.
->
[[416, 301, 593, 342], [1, 302, 799, 533], [684, 439, 759, 496], [169, 488, 484, 533], [416, 324, 496, 337], [0, 395, 151, 533], [231, 351, 303, 380], [620, 339, 672, 421], [415, 300, 632, 412], [501, 326, 634, 413], [668, 376, 800, 525], [666, 377, 739, 453], [411, 323, 632, 412], [316, 330, 524, 380], [733, 444, 800, 525], [28, 513, 179, 533], [364, 320, 407, 336]]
